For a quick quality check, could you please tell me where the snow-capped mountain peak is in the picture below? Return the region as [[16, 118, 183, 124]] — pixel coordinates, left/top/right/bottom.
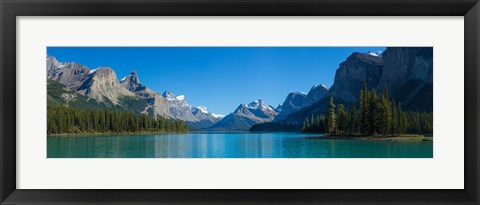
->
[[245, 99, 277, 113], [247, 99, 264, 109], [367, 50, 384, 57], [176, 95, 185, 101], [190, 105, 225, 126], [195, 106, 209, 113], [163, 91, 180, 101]]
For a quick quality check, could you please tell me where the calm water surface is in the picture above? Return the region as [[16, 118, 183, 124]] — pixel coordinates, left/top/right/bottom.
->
[[47, 132, 433, 158]]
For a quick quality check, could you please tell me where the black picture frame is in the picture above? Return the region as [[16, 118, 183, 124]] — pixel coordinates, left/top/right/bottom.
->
[[1, 0, 479, 204]]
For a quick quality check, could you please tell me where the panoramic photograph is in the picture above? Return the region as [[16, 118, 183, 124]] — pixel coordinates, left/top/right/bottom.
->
[[47, 47, 433, 158]]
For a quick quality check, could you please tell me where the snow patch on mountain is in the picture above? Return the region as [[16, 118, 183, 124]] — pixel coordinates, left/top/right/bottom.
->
[[176, 95, 185, 101], [246, 99, 276, 112], [211, 114, 225, 119], [367, 50, 384, 57]]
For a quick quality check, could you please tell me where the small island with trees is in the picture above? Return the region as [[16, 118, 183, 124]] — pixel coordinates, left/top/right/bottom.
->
[[302, 83, 432, 141]]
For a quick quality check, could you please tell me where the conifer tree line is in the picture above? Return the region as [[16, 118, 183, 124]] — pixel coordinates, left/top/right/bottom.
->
[[47, 105, 188, 134], [302, 83, 433, 135]]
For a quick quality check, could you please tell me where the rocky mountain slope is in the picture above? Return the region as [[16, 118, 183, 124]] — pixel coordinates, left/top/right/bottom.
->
[[47, 56, 91, 89], [120, 71, 171, 116], [190, 106, 225, 129], [47, 79, 106, 110], [274, 84, 329, 122], [162, 91, 223, 128]]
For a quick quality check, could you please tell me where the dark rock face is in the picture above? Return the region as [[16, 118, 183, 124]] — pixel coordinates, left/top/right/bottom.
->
[[377, 47, 433, 110], [329, 52, 383, 102], [325, 48, 432, 110], [377, 48, 433, 89]]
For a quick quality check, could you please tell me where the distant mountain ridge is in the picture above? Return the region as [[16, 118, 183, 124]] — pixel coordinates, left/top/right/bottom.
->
[[274, 84, 329, 122], [208, 99, 278, 131]]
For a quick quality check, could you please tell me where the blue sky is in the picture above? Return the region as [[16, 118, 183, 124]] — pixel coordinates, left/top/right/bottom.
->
[[47, 47, 386, 115]]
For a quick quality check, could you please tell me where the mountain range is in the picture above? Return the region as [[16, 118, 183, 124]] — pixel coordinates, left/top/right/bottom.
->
[[47, 55, 224, 129], [207, 99, 278, 131], [47, 47, 432, 132]]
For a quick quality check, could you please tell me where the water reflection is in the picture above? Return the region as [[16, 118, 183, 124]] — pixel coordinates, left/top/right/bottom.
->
[[47, 132, 433, 158]]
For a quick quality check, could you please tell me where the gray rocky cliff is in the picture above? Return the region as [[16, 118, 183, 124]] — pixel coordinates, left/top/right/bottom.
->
[[77, 67, 136, 105]]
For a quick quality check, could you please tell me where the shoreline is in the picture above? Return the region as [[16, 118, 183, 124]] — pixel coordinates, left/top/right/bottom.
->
[[48, 132, 433, 142], [48, 131, 188, 137], [306, 134, 433, 142]]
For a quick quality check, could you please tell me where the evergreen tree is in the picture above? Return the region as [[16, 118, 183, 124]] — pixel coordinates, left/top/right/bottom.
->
[[315, 114, 321, 133], [300, 84, 432, 135], [379, 85, 391, 135], [397, 103, 406, 134], [47, 105, 188, 134], [390, 101, 398, 134], [319, 115, 326, 133], [302, 116, 310, 132], [368, 88, 378, 135], [337, 104, 347, 135], [326, 96, 336, 134], [311, 114, 315, 132], [360, 82, 369, 134], [347, 105, 357, 135]]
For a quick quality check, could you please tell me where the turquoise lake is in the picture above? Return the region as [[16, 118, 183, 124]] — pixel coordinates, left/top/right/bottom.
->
[[47, 132, 433, 158]]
